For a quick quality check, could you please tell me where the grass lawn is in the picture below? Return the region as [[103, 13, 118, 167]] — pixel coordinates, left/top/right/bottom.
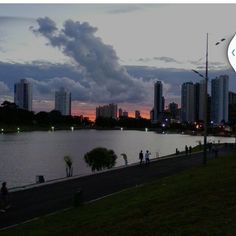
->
[[2, 151, 236, 236]]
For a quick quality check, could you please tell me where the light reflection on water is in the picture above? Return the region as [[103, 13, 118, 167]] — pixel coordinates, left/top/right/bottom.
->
[[0, 130, 234, 187]]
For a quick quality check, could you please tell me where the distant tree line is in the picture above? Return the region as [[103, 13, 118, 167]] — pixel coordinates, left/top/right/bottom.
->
[[0, 101, 92, 128]]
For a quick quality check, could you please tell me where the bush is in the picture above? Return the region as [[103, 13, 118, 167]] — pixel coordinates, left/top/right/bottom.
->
[[84, 147, 117, 171]]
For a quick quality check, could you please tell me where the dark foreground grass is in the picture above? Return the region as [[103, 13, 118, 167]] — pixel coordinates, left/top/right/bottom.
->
[[2, 152, 236, 236]]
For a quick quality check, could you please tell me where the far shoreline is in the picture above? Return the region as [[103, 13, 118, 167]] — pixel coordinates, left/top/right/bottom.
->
[[0, 126, 235, 138]]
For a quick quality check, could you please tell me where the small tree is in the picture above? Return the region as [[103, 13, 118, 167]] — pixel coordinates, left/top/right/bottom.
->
[[84, 147, 117, 171]]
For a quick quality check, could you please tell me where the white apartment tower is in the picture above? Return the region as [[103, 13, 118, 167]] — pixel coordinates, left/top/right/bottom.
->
[[181, 82, 195, 123], [55, 87, 71, 116], [14, 79, 32, 111], [211, 75, 229, 124]]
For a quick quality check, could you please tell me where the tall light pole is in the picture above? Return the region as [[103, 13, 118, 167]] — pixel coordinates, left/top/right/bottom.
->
[[192, 34, 226, 164], [203, 33, 209, 165]]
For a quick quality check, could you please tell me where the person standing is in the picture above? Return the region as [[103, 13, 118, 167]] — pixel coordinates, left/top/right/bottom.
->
[[189, 146, 192, 156], [185, 145, 189, 156], [139, 150, 144, 165], [121, 153, 128, 166], [145, 150, 151, 165], [0, 182, 10, 212]]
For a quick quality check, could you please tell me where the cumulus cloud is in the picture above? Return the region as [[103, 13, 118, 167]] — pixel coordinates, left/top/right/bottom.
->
[[32, 17, 147, 104], [0, 81, 10, 94], [27, 77, 89, 101]]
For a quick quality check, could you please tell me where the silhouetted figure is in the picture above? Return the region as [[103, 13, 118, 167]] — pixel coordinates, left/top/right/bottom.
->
[[0, 182, 10, 212], [189, 146, 192, 156], [208, 142, 213, 152], [64, 156, 73, 177], [214, 148, 219, 158], [176, 148, 180, 155], [139, 150, 144, 165], [145, 150, 151, 165], [185, 145, 189, 156], [121, 153, 128, 166]]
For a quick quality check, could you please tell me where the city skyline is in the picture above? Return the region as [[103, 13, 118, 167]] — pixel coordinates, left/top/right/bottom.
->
[[0, 4, 236, 120]]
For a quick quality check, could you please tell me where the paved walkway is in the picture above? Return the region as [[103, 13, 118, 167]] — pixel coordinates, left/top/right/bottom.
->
[[0, 145, 235, 229]]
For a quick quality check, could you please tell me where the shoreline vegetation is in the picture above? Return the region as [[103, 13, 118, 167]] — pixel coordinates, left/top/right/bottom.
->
[[2, 150, 236, 236], [0, 101, 235, 136]]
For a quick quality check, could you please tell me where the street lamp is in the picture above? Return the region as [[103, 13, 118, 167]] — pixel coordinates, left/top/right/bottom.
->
[[192, 34, 226, 164]]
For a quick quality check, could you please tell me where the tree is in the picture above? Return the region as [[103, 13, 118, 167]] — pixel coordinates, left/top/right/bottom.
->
[[84, 147, 117, 171]]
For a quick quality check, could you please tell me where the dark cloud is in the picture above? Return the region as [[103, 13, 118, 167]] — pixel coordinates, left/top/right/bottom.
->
[[107, 5, 142, 14], [189, 59, 226, 69], [33, 17, 147, 104], [0, 16, 35, 24], [33, 17, 57, 36], [153, 57, 181, 63], [138, 56, 181, 64]]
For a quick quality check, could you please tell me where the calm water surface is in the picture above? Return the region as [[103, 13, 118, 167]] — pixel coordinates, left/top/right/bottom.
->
[[0, 130, 234, 188]]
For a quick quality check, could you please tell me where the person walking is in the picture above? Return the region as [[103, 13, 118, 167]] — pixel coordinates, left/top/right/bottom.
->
[[139, 150, 144, 165], [0, 182, 10, 212], [145, 150, 151, 165]]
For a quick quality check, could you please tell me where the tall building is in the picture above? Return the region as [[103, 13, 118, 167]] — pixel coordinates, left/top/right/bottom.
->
[[228, 91, 236, 124], [153, 81, 163, 123], [150, 109, 154, 121], [96, 104, 117, 119], [135, 110, 141, 119], [123, 111, 129, 118], [118, 108, 123, 118], [194, 82, 200, 121], [211, 75, 229, 124], [55, 87, 71, 116], [168, 102, 178, 119], [181, 82, 195, 123], [229, 91, 236, 105], [14, 79, 32, 111], [193, 81, 206, 121]]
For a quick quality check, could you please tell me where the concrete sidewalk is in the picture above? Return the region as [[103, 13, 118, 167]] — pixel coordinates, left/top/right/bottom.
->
[[0, 146, 234, 230]]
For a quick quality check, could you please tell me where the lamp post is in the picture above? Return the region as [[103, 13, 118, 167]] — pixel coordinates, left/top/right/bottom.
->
[[192, 34, 226, 164]]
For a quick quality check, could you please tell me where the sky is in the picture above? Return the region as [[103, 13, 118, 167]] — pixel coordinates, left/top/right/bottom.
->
[[0, 4, 235, 119]]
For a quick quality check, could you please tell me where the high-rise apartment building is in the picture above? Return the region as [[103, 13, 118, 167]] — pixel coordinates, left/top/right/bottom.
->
[[14, 79, 32, 111], [181, 82, 195, 123], [135, 110, 141, 119], [211, 75, 229, 124], [168, 102, 178, 119], [96, 104, 117, 119], [153, 81, 163, 123], [55, 87, 71, 116]]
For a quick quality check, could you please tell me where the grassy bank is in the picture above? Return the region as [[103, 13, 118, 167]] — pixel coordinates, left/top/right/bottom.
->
[[2, 151, 236, 236]]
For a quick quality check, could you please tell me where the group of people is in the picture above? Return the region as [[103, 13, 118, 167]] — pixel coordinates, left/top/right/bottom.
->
[[185, 145, 192, 156], [121, 150, 151, 166], [175, 146, 193, 156], [139, 150, 151, 165]]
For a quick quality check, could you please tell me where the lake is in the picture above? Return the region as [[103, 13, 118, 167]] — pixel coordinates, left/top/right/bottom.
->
[[0, 130, 234, 188]]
